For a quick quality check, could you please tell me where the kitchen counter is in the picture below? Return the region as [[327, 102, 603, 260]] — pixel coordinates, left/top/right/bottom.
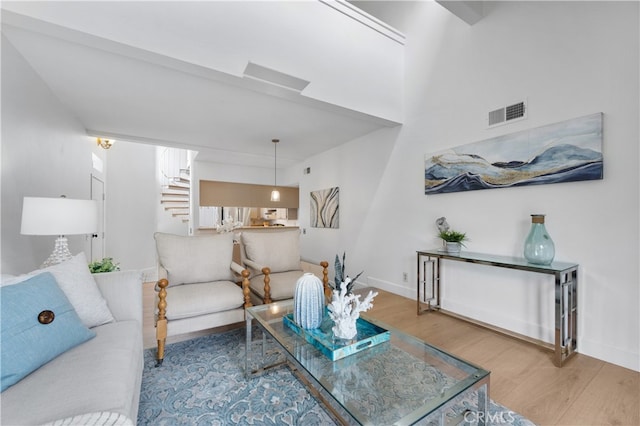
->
[[240, 226, 299, 229]]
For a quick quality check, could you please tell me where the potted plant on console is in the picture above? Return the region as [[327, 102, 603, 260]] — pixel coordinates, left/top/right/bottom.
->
[[436, 217, 468, 254]]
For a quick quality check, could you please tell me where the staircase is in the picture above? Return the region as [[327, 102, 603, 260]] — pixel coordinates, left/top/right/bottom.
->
[[161, 170, 190, 223], [160, 148, 192, 225]]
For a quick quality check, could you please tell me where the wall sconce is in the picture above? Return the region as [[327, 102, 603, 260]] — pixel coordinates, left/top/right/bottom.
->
[[96, 138, 114, 149]]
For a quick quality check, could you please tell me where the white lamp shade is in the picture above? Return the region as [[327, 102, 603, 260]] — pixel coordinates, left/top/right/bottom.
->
[[21, 197, 98, 236]]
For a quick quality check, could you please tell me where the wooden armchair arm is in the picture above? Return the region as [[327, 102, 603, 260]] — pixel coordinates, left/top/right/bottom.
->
[[240, 269, 252, 308], [243, 258, 265, 273], [230, 261, 245, 275], [320, 261, 330, 299], [261, 267, 272, 304], [230, 261, 252, 308], [248, 261, 329, 305], [262, 261, 329, 304], [238, 258, 271, 304], [156, 278, 168, 367]]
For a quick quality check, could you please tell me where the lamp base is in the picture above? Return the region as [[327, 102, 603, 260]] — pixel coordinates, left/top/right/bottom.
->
[[41, 236, 73, 268]]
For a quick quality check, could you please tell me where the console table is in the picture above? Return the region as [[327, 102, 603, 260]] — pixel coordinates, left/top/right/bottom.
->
[[416, 250, 578, 367]]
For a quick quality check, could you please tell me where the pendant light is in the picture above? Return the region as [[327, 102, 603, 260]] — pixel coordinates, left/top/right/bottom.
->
[[270, 139, 280, 202]]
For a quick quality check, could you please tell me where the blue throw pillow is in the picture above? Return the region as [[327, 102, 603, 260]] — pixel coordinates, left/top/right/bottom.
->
[[1, 272, 96, 392]]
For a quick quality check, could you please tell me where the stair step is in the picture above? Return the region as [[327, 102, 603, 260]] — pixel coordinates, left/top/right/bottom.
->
[[163, 205, 189, 210], [171, 176, 190, 184], [161, 200, 189, 205], [169, 178, 191, 188], [163, 191, 189, 198], [161, 199, 189, 204], [166, 184, 189, 191], [161, 192, 189, 198], [168, 180, 189, 187]]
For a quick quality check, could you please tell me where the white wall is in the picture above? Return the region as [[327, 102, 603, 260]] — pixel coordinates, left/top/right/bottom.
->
[[1, 35, 164, 279], [1, 35, 105, 274], [104, 141, 158, 278], [300, 1, 639, 371]]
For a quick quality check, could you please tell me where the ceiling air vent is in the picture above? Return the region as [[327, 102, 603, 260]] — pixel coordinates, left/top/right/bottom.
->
[[488, 100, 527, 128]]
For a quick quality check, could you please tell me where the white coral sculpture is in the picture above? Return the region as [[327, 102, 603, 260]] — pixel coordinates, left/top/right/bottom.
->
[[327, 278, 378, 340]]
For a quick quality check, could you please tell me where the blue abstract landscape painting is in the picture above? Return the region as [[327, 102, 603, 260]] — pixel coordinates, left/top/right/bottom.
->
[[424, 113, 603, 195]]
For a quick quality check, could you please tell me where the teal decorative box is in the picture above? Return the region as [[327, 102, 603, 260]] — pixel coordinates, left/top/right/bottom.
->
[[283, 312, 390, 361]]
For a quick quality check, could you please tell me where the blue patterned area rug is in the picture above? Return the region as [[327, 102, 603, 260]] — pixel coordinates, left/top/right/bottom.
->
[[137, 328, 535, 425]]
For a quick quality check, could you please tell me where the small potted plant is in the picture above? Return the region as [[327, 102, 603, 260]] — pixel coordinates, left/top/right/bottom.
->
[[436, 217, 468, 254], [438, 230, 468, 254], [88, 257, 120, 273]]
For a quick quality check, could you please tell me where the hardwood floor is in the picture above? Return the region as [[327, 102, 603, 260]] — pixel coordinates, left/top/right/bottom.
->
[[142, 283, 639, 425]]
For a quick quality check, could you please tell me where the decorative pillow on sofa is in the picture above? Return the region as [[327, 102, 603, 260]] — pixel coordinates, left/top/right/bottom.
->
[[242, 229, 301, 273], [1, 272, 96, 392], [2, 253, 114, 328], [155, 232, 234, 286], [42, 253, 115, 328]]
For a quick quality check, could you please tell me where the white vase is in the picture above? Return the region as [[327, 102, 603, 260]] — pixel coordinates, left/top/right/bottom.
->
[[446, 242, 461, 254], [293, 273, 324, 329]]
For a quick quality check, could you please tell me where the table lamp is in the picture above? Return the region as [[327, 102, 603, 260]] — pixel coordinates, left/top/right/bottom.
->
[[21, 196, 98, 267]]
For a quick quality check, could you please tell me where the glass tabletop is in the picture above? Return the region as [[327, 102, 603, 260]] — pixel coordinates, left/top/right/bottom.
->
[[417, 249, 578, 274], [247, 300, 490, 425]]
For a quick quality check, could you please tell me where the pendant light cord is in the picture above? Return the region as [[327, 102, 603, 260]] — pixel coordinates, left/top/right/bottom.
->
[[273, 139, 278, 187]]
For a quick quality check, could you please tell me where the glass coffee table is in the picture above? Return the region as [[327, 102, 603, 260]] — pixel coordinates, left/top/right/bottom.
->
[[245, 300, 490, 425]]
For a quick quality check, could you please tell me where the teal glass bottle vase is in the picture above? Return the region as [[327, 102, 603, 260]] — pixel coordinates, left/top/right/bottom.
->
[[524, 214, 555, 265]]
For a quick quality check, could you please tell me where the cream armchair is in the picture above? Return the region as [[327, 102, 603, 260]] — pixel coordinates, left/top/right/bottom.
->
[[239, 228, 329, 304], [154, 232, 251, 366]]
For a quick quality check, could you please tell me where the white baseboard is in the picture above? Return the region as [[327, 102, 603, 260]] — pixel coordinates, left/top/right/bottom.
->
[[366, 276, 415, 299], [443, 299, 554, 344], [579, 337, 640, 372]]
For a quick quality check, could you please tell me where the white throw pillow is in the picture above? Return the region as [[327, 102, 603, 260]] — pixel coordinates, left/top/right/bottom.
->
[[242, 230, 301, 273], [1, 253, 114, 328], [155, 232, 234, 286], [0, 274, 16, 283]]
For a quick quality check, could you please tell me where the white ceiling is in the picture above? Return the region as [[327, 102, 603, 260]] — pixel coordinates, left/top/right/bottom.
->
[[1, 2, 404, 168]]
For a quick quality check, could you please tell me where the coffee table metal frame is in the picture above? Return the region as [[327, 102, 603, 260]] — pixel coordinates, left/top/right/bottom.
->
[[245, 300, 490, 426]]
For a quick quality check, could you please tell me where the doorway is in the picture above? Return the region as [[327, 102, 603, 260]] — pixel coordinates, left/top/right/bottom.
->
[[91, 175, 105, 261]]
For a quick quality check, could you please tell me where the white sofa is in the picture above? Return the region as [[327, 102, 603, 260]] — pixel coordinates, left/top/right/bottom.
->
[[1, 256, 143, 426]]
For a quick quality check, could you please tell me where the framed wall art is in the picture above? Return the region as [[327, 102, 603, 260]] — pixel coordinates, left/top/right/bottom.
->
[[310, 187, 339, 228], [425, 113, 603, 195]]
